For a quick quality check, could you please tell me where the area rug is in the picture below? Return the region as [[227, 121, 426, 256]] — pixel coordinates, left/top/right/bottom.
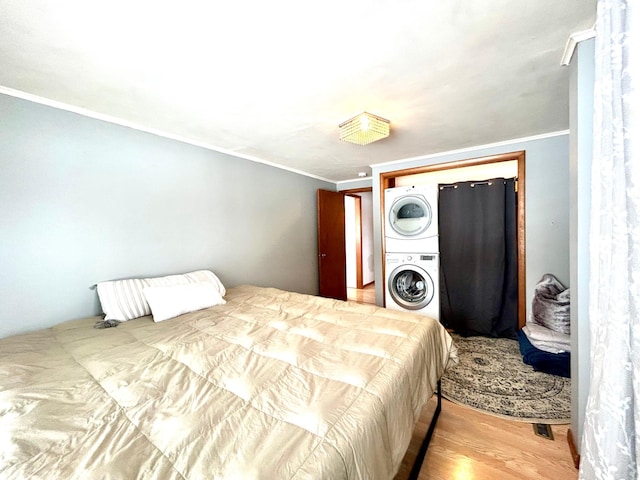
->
[[441, 334, 571, 423]]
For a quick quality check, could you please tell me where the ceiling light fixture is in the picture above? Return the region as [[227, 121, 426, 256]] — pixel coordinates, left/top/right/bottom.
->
[[339, 112, 390, 145]]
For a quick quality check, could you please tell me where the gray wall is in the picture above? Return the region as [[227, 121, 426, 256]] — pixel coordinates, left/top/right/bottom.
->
[[337, 178, 372, 191], [569, 38, 594, 452], [371, 134, 571, 320], [0, 94, 333, 338]]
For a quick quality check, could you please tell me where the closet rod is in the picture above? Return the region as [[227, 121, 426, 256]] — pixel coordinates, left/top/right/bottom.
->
[[439, 177, 517, 190]]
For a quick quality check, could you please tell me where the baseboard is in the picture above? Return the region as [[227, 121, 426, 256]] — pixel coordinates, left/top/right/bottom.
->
[[567, 428, 580, 469]]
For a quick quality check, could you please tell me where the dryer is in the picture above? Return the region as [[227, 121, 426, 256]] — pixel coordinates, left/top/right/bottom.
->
[[384, 184, 439, 253], [385, 253, 440, 321]]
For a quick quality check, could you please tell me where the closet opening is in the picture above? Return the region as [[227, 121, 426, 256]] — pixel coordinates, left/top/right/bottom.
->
[[380, 151, 526, 328]]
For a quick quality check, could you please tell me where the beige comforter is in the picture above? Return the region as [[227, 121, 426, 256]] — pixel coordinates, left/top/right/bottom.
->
[[0, 285, 457, 480]]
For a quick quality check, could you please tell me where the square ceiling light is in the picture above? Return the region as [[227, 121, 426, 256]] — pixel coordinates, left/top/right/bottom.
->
[[339, 112, 390, 145]]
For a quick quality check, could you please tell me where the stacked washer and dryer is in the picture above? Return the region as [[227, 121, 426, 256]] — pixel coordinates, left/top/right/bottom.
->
[[384, 185, 440, 321]]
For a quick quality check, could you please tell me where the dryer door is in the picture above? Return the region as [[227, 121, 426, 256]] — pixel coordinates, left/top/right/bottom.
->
[[388, 194, 432, 238], [387, 264, 435, 310]]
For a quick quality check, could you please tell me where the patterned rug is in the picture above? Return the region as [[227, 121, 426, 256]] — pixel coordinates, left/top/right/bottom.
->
[[441, 334, 571, 423]]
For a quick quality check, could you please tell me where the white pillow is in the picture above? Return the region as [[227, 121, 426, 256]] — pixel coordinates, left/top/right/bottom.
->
[[97, 270, 225, 321], [143, 282, 226, 322]]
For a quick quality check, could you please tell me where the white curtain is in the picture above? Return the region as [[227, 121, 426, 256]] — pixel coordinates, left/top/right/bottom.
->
[[580, 0, 639, 479]]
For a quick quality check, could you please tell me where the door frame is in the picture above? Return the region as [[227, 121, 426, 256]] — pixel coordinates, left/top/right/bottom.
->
[[380, 151, 526, 327], [343, 187, 373, 291], [344, 194, 363, 289]]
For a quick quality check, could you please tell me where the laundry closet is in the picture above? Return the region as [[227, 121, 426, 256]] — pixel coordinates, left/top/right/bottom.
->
[[382, 157, 521, 338]]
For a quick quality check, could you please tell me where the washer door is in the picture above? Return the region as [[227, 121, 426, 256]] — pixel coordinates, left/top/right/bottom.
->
[[388, 195, 432, 237], [388, 264, 435, 310]]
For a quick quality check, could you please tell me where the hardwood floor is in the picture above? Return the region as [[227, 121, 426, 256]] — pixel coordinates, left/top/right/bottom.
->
[[395, 397, 577, 480], [345, 283, 575, 479], [347, 283, 376, 305]]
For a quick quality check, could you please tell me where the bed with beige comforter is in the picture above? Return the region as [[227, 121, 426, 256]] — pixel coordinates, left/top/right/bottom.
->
[[0, 285, 457, 479]]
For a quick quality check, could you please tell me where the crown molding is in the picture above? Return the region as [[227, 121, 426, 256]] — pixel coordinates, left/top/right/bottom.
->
[[0, 86, 335, 184], [1, 86, 574, 186], [561, 27, 596, 66], [370, 130, 569, 170]]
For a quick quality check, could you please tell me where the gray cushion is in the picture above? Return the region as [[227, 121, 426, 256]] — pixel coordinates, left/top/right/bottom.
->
[[531, 274, 570, 335]]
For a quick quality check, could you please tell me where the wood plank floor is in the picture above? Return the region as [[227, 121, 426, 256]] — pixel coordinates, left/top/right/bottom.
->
[[395, 397, 577, 480], [346, 284, 575, 479], [347, 283, 376, 305]]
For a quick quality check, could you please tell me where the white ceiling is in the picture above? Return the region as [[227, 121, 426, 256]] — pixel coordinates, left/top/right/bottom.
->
[[0, 0, 596, 182]]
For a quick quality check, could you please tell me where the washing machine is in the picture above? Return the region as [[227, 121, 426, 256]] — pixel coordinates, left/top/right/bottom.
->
[[384, 184, 439, 253], [385, 253, 440, 321]]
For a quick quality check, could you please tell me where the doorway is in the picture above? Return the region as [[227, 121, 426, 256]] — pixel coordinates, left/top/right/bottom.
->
[[345, 191, 375, 304]]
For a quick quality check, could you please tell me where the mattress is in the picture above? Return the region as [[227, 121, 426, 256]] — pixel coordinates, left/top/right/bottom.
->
[[0, 285, 457, 480]]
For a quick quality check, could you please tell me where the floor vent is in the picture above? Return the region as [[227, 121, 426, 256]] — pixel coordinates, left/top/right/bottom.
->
[[533, 423, 554, 440]]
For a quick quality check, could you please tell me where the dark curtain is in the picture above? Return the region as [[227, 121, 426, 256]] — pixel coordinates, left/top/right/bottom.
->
[[439, 177, 518, 338]]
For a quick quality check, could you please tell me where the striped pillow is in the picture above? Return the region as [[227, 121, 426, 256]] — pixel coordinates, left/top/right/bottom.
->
[[97, 270, 225, 321]]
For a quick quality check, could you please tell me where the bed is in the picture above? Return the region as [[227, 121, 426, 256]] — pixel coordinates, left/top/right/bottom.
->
[[0, 280, 457, 479]]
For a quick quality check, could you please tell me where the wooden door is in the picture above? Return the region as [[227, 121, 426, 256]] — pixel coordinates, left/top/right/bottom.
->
[[317, 189, 347, 300]]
